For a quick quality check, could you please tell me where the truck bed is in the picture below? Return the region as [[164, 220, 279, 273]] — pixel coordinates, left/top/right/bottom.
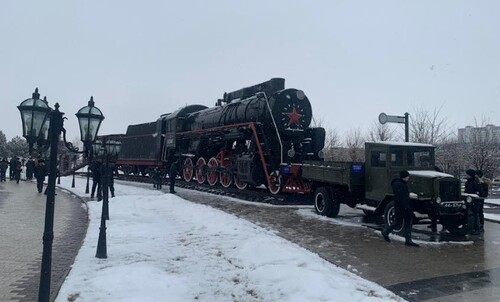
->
[[302, 161, 365, 193]]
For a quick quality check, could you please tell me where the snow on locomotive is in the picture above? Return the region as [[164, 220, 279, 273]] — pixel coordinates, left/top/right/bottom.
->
[[116, 78, 325, 194]]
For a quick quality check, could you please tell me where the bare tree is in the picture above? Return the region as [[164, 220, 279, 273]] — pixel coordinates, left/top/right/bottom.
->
[[367, 121, 395, 142], [323, 127, 341, 161], [464, 118, 500, 179], [344, 128, 365, 162], [410, 106, 451, 144], [435, 135, 467, 177]]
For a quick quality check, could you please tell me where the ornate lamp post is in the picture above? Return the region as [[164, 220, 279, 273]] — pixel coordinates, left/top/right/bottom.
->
[[76, 97, 104, 194], [95, 138, 121, 259], [18, 89, 51, 155], [18, 88, 104, 302], [71, 155, 77, 188]]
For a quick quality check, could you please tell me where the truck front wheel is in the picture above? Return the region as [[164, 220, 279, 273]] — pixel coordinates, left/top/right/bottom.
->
[[383, 201, 404, 234], [314, 187, 340, 218]]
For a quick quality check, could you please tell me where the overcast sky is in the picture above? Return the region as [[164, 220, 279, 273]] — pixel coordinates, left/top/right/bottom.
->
[[1, 0, 499, 142]]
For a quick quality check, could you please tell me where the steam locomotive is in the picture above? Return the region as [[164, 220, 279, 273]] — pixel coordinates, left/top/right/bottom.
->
[[116, 78, 325, 194]]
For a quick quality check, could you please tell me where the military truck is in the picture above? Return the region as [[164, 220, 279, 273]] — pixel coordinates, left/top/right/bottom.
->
[[302, 141, 474, 236]]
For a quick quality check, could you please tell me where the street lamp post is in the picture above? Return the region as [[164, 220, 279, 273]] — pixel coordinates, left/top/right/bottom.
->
[[18, 89, 104, 302], [85, 148, 92, 194], [95, 138, 121, 259], [72, 155, 77, 188]]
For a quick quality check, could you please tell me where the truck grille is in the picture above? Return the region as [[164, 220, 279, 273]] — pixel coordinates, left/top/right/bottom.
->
[[440, 181, 460, 201]]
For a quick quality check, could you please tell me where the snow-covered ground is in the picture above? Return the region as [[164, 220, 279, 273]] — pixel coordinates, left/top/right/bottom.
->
[[53, 177, 405, 302], [484, 199, 500, 223]]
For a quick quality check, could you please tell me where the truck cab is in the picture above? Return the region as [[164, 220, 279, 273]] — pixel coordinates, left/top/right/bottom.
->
[[362, 142, 472, 235]]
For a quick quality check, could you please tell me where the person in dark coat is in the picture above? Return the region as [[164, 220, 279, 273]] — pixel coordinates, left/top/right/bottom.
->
[[14, 158, 22, 184], [102, 162, 118, 198], [169, 160, 179, 194], [34, 159, 48, 193], [26, 158, 35, 180], [476, 170, 491, 232], [152, 166, 163, 190], [382, 170, 419, 247], [91, 161, 102, 200], [9, 157, 17, 180], [465, 169, 482, 235], [0, 158, 8, 182]]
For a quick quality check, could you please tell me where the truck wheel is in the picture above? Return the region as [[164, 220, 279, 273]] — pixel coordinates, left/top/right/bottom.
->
[[383, 201, 404, 234], [314, 187, 340, 218]]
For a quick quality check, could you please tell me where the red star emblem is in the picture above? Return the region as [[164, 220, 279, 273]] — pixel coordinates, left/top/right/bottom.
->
[[285, 107, 302, 126]]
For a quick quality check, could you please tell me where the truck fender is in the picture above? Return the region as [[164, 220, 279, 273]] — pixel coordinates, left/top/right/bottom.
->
[[375, 196, 393, 216]]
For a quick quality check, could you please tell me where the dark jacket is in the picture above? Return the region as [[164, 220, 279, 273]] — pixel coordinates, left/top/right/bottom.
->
[[464, 177, 480, 195], [26, 160, 35, 173], [391, 178, 412, 212], [34, 163, 48, 180], [91, 161, 102, 181], [0, 160, 8, 172], [169, 162, 178, 179]]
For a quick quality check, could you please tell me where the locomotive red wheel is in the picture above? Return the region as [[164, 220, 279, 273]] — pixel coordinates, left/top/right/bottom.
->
[[220, 161, 233, 188], [268, 171, 282, 194], [195, 157, 206, 184], [234, 175, 247, 190], [207, 157, 219, 186], [183, 158, 193, 182]]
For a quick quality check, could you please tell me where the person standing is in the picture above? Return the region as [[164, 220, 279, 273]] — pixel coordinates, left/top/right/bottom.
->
[[464, 169, 482, 235], [34, 159, 48, 193], [152, 166, 162, 190], [9, 157, 17, 180], [475, 170, 490, 233], [169, 160, 179, 194], [91, 161, 102, 200], [103, 162, 118, 198], [14, 158, 22, 184], [0, 158, 8, 182], [26, 158, 35, 180], [382, 170, 419, 247]]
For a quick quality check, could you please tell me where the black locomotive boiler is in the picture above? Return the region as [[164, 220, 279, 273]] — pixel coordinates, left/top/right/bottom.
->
[[116, 78, 325, 194]]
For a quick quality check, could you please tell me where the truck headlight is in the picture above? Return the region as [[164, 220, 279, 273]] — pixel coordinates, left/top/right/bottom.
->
[[436, 197, 442, 204], [466, 196, 473, 203]]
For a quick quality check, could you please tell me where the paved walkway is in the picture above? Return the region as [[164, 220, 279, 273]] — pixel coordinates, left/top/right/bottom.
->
[[0, 180, 88, 302]]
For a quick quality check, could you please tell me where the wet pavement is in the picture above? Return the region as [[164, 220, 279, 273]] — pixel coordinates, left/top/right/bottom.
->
[[169, 186, 500, 302], [0, 180, 88, 302]]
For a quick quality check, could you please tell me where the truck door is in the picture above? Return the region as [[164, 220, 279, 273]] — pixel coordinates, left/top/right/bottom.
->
[[365, 148, 390, 202]]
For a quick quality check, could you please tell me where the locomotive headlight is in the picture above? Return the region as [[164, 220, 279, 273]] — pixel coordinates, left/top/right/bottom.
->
[[436, 197, 442, 204], [288, 148, 296, 158], [466, 196, 473, 203], [318, 149, 325, 159], [296, 90, 306, 100]]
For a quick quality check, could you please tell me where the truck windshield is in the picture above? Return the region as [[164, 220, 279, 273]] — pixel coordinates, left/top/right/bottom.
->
[[407, 148, 433, 167]]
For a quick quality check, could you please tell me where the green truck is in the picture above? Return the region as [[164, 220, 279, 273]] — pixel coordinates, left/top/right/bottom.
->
[[302, 141, 475, 235]]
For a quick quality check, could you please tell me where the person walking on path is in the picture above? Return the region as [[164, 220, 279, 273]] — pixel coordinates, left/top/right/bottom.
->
[[34, 159, 48, 193], [14, 158, 22, 184], [464, 169, 482, 235], [382, 170, 419, 247], [25, 158, 35, 180], [169, 160, 179, 194], [0, 158, 8, 182], [9, 157, 17, 180], [91, 161, 102, 200]]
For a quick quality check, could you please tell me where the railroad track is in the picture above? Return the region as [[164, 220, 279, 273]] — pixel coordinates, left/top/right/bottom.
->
[[110, 173, 313, 205]]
